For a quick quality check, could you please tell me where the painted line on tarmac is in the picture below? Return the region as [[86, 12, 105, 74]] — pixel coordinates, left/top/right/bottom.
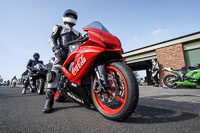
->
[[139, 96, 200, 104], [139, 104, 200, 116]]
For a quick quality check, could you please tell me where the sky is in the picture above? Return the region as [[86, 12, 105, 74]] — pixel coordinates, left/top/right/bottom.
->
[[0, 0, 200, 81]]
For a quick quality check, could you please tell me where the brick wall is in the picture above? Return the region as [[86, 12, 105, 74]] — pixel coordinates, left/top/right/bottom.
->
[[156, 43, 186, 86]]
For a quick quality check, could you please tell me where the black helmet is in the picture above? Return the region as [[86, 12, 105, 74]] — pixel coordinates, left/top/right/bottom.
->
[[63, 9, 78, 25], [63, 9, 78, 19], [33, 53, 40, 60]]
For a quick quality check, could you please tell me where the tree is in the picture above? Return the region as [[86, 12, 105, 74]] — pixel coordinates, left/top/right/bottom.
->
[[0, 75, 3, 83]]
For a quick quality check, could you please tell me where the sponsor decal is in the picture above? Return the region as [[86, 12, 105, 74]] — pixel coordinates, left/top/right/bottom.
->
[[72, 54, 86, 75], [71, 82, 78, 87], [67, 92, 84, 104]]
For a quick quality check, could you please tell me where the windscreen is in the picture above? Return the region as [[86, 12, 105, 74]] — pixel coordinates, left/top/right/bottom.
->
[[84, 21, 109, 32]]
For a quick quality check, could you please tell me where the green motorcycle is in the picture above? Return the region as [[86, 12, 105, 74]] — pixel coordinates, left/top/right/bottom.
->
[[163, 64, 200, 88]]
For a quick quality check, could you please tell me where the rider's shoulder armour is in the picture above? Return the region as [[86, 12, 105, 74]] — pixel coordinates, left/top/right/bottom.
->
[[72, 29, 81, 37], [60, 26, 71, 35], [52, 25, 63, 36]]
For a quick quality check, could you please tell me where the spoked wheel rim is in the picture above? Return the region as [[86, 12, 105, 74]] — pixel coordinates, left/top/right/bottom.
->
[[165, 76, 176, 87], [93, 66, 128, 115], [54, 91, 60, 99]]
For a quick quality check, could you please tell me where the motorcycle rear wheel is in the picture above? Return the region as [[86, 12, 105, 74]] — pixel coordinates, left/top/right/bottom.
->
[[29, 85, 35, 92], [163, 75, 178, 88], [91, 62, 139, 121], [37, 78, 45, 95], [54, 90, 66, 102]]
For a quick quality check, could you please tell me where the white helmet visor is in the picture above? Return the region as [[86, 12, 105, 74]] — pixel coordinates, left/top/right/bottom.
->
[[63, 17, 77, 25]]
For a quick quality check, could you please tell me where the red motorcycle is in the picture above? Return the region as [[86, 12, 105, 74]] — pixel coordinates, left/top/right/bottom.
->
[[54, 21, 139, 121]]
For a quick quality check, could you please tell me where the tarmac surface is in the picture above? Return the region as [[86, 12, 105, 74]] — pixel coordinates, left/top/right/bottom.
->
[[0, 85, 200, 133]]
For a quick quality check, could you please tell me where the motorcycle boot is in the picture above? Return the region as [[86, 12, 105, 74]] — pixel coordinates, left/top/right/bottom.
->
[[22, 87, 26, 94], [154, 83, 159, 87], [42, 88, 55, 113]]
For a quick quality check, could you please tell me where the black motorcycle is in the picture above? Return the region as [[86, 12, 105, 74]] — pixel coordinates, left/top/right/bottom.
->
[[7, 80, 10, 86], [28, 63, 47, 94]]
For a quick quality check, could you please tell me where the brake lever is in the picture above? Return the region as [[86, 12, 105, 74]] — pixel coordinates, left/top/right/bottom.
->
[[63, 36, 89, 48]]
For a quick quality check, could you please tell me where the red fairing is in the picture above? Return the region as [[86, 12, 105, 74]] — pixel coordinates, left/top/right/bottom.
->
[[62, 27, 123, 85], [83, 27, 122, 50], [62, 46, 105, 84]]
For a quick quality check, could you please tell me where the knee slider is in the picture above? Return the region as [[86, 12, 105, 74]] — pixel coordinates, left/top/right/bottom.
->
[[46, 71, 56, 83]]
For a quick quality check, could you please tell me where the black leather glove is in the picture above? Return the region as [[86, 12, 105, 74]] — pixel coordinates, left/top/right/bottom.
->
[[27, 66, 33, 71], [54, 48, 64, 60]]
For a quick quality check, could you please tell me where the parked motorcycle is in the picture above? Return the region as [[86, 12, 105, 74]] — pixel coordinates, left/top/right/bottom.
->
[[51, 21, 139, 121], [163, 64, 200, 88], [29, 63, 47, 94]]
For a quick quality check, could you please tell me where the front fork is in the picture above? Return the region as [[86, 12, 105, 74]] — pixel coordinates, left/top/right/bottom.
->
[[94, 64, 108, 93]]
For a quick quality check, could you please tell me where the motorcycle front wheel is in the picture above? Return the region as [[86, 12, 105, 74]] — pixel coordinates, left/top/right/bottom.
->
[[36, 78, 45, 95], [13, 83, 16, 88], [91, 62, 139, 121]]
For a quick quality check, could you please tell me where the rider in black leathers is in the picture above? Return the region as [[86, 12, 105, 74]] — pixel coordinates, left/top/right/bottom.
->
[[42, 9, 81, 113], [11, 76, 17, 85], [22, 53, 44, 94]]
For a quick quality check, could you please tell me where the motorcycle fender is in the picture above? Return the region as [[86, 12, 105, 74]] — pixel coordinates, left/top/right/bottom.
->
[[104, 59, 124, 65]]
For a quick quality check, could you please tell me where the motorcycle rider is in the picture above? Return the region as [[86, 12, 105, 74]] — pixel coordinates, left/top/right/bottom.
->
[[21, 70, 29, 82], [22, 53, 44, 94], [150, 58, 160, 87], [42, 9, 81, 113], [7, 80, 10, 86], [11, 76, 17, 85]]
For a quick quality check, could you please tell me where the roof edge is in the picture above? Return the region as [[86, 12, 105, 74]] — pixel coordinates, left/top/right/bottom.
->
[[124, 31, 200, 54]]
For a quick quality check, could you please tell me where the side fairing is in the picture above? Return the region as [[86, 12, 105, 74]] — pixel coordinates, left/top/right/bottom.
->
[[62, 45, 105, 85], [83, 27, 121, 49], [186, 69, 200, 79]]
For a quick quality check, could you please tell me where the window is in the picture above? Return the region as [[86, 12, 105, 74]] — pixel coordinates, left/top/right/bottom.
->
[[184, 48, 200, 66]]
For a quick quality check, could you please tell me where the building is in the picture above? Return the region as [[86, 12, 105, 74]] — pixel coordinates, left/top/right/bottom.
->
[[123, 31, 200, 86]]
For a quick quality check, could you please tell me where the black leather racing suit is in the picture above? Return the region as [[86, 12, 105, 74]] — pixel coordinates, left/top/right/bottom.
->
[[11, 77, 17, 85], [27, 59, 44, 71], [42, 24, 81, 112], [23, 59, 44, 88], [47, 24, 81, 91]]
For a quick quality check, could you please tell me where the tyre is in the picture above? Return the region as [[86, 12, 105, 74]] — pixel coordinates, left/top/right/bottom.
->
[[54, 90, 66, 102], [37, 78, 45, 95], [163, 75, 178, 88], [29, 85, 35, 92], [12, 82, 16, 88], [91, 62, 139, 121]]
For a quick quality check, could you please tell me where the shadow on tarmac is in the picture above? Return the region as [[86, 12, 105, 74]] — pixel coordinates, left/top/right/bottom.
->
[[0, 93, 43, 98], [52, 105, 84, 113], [148, 94, 200, 98], [124, 105, 198, 124], [1, 86, 198, 124]]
